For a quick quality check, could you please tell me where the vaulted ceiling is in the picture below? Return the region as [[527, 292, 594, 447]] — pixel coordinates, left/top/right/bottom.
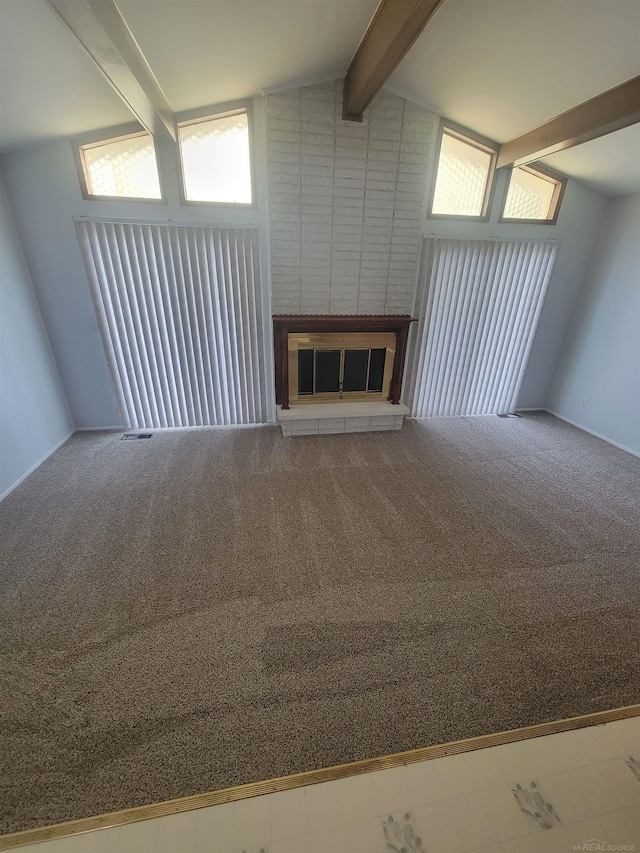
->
[[1, 0, 638, 196]]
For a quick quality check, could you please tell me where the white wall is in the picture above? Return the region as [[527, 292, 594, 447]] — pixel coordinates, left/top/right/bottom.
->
[[0, 98, 272, 428], [547, 193, 640, 455], [0, 177, 74, 499]]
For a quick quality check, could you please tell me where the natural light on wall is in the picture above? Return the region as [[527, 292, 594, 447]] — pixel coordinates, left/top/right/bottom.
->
[[178, 110, 252, 204], [80, 132, 162, 199], [502, 166, 565, 222], [431, 129, 495, 217]]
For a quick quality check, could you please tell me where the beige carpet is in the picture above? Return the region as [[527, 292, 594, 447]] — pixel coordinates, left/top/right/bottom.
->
[[1, 413, 638, 834]]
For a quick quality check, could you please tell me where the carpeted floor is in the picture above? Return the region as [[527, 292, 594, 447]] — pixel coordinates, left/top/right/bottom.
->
[[1, 413, 639, 834]]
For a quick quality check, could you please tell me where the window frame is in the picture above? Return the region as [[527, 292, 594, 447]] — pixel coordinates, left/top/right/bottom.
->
[[499, 162, 568, 225], [175, 100, 256, 209], [72, 123, 166, 204], [427, 120, 499, 222]]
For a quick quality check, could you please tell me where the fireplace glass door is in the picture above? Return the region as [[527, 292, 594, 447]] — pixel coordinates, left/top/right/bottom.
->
[[288, 333, 396, 404]]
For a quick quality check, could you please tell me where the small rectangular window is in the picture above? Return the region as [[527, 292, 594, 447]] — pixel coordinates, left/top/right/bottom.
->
[[501, 164, 567, 224], [429, 122, 498, 219], [75, 128, 162, 201], [177, 106, 253, 205]]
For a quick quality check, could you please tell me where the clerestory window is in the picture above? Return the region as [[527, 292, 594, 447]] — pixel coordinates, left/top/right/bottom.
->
[[501, 164, 567, 224], [176, 104, 254, 205], [429, 122, 498, 220], [74, 127, 163, 202]]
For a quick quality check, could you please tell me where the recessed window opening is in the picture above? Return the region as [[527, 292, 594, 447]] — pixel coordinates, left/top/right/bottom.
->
[[501, 164, 567, 223], [429, 123, 498, 219], [177, 107, 252, 205], [77, 130, 162, 200]]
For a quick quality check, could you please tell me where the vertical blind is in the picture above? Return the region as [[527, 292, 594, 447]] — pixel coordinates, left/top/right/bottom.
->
[[408, 237, 558, 418], [76, 220, 267, 429]]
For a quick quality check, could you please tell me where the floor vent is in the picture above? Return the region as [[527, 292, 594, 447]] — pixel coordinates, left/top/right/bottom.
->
[[497, 413, 522, 419], [121, 433, 153, 440]]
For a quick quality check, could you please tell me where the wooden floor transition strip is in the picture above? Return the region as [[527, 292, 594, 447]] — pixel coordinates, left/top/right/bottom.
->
[[2, 703, 639, 850]]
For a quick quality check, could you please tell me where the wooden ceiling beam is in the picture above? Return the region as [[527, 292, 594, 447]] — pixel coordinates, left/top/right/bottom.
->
[[497, 76, 640, 169], [342, 0, 445, 121], [45, 0, 176, 142]]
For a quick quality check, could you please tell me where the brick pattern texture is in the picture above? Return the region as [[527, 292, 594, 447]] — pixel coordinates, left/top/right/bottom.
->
[[265, 80, 433, 316]]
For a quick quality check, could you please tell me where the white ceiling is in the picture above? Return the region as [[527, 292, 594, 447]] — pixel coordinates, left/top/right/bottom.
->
[[117, 0, 378, 115], [0, 0, 638, 196], [0, 0, 131, 149], [0, 0, 378, 150], [387, 0, 640, 197]]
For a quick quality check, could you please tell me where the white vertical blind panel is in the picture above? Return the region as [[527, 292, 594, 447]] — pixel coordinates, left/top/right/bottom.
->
[[76, 221, 267, 429], [409, 237, 558, 418]]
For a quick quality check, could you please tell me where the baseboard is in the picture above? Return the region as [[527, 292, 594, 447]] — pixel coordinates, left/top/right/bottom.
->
[[1, 703, 639, 850], [74, 426, 123, 432], [75, 424, 273, 432], [0, 429, 74, 503], [545, 409, 640, 458]]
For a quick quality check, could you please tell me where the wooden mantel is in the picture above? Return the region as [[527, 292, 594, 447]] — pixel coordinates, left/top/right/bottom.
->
[[273, 315, 415, 409]]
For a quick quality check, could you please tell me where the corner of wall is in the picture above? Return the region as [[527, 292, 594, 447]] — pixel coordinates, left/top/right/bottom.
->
[[545, 192, 640, 455], [0, 176, 75, 499]]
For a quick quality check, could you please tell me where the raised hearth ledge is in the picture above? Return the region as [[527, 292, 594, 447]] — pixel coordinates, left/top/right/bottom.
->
[[277, 401, 410, 436]]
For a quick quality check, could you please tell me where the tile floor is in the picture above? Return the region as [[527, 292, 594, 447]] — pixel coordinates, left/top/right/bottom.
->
[[15, 717, 640, 853]]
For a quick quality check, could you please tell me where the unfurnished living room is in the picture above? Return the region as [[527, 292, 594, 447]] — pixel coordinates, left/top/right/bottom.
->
[[1, 1, 639, 851]]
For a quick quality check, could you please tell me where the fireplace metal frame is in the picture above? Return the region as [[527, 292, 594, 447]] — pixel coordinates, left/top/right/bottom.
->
[[288, 331, 396, 404], [273, 315, 415, 410]]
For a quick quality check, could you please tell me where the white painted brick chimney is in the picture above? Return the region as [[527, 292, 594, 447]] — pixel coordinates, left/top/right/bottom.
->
[[265, 79, 434, 316]]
